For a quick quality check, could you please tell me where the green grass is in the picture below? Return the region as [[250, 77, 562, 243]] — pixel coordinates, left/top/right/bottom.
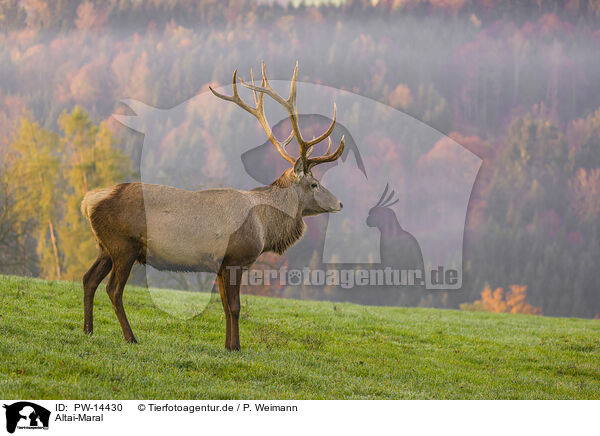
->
[[0, 275, 599, 399]]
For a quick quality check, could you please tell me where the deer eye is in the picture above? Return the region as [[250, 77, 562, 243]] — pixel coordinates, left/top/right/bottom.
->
[[311, 183, 318, 189]]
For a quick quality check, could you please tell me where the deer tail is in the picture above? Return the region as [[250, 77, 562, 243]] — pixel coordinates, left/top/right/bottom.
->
[[81, 187, 116, 221]]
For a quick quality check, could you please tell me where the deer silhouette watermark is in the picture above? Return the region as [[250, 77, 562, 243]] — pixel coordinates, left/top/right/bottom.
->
[[109, 62, 481, 320]]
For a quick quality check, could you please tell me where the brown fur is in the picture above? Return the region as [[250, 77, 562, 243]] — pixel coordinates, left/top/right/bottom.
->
[[270, 168, 296, 188], [82, 63, 344, 350], [81, 172, 341, 349], [256, 205, 305, 255]]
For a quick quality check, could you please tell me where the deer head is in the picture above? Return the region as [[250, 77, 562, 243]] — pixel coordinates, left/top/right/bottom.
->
[[209, 61, 344, 216]]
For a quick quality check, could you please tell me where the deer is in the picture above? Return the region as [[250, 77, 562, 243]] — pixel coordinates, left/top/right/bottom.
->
[[80, 62, 344, 350]]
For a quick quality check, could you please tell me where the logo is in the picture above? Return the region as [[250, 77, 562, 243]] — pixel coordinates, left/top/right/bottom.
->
[[3, 402, 50, 434], [113, 72, 481, 316]]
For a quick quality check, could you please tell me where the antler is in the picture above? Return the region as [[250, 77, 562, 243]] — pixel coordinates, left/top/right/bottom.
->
[[209, 68, 296, 165], [238, 61, 344, 173]]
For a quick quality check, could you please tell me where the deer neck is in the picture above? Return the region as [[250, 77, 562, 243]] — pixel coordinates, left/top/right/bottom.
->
[[252, 183, 305, 255]]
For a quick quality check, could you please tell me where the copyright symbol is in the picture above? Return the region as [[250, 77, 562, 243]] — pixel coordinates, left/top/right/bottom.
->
[[138, 404, 146, 411]]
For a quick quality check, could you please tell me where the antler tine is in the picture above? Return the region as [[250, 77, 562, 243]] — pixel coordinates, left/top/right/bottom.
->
[[305, 135, 345, 171], [304, 103, 336, 148], [241, 63, 287, 107], [250, 68, 259, 106], [326, 137, 333, 154], [306, 135, 331, 158], [241, 62, 338, 166], [209, 70, 254, 116], [289, 61, 298, 107], [210, 67, 296, 165], [214, 62, 343, 172]]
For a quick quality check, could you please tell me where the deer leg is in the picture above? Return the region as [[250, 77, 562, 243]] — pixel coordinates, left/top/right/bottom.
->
[[228, 285, 242, 351], [217, 273, 232, 349], [83, 251, 112, 334], [221, 267, 242, 351], [106, 253, 137, 343]]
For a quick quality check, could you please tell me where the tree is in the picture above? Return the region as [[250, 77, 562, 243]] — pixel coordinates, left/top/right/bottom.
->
[[569, 168, 600, 224], [0, 0, 26, 32], [6, 116, 63, 279], [461, 284, 542, 315], [0, 164, 38, 275], [487, 115, 568, 225], [58, 107, 131, 280]]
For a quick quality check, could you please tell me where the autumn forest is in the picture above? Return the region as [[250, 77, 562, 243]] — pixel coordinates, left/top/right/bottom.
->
[[1, 0, 599, 318]]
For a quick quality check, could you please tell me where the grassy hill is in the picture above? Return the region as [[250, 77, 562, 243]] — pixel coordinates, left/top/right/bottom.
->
[[0, 275, 598, 399]]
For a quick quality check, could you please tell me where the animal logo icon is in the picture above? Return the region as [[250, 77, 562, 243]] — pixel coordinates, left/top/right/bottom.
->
[[3, 402, 50, 434], [367, 183, 424, 275], [111, 67, 482, 316]]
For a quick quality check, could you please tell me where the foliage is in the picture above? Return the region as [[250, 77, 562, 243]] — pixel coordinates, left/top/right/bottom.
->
[[58, 107, 131, 280], [0, 0, 26, 32], [464, 112, 600, 317], [0, 166, 37, 275], [4, 109, 131, 280], [5, 117, 63, 279], [570, 168, 600, 224], [0, 0, 600, 316], [461, 284, 542, 315]]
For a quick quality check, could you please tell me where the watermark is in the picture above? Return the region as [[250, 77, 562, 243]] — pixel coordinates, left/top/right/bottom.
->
[[2, 402, 50, 434], [113, 66, 481, 318], [225, 266, 459, 289]]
